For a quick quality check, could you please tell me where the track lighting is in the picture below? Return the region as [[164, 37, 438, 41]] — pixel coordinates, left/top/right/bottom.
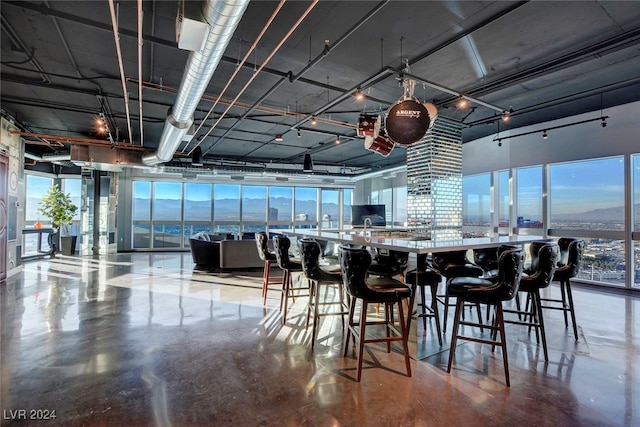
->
[[355, 89, 364, 101], [601, 117, 607, 128], [501, 111, 510, 122], [297, 129, 301, 138], [311, 116, 317, 125], [542, 131, 548, 140], [456, 97, 468, 109], [335, 136, 341, 144]]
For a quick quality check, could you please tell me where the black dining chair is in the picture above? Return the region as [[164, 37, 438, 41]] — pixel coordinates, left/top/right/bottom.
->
[[298, 238, 347, 348], [447, 246, 524, 387], [503, 241, 559, 361], [432, 250, 485, 334], [273, 235, 308, 324], [403, 253, 443, 346], [255, 232, 281, 305], [339, 244, 412, 382], [542, 237, 584, 340]]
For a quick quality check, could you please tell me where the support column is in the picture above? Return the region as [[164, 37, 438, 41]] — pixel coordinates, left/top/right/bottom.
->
[[407, 118, 463, 240]]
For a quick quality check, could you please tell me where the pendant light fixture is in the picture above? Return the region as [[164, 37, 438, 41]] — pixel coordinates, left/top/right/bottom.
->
[[303, 152, 313, 172]]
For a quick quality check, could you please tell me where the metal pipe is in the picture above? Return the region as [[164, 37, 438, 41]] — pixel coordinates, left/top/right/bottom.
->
[[137, 0, 144, 146], [189, 0, 287, 149], [108, 0, 133, 143], [204, 0, 391, 157], [142, 0, 250, 166], [197, 0, 319, 155]]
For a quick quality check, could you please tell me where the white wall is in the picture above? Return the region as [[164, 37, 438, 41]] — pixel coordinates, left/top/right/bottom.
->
[[463, 101, 640, 175]]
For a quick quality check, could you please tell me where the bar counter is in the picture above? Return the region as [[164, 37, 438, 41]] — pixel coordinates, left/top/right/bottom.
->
[[281, 229, 547, 254]]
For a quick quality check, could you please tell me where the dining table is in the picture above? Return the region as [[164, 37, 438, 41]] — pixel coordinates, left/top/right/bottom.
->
[[277, 227, 549, 359]]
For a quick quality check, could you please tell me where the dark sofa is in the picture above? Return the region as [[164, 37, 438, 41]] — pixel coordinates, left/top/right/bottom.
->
[[189, 232, 228, 268], [189, 232, 263, 270]]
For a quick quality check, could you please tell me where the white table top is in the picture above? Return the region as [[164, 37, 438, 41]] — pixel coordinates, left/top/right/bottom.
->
[[279, 229, 547, 254]]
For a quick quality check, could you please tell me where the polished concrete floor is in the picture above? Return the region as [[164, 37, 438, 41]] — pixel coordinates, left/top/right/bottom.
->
[[1, 252, 639, 426]]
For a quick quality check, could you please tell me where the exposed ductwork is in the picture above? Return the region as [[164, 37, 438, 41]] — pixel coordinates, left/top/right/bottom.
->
[[142, 0, 249, 166]]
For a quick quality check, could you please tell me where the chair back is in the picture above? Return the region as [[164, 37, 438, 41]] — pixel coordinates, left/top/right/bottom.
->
[[432, 250, 468, 272], [432, 249, 483, 279], [557, 237, 584, 278], [338, 245, 372, 299], [255, 232, 270, 261], [473, 247, 499, 271], [469, 248, 524, 302], [497, 247, 524, 300], [298, 238, 322, 281], [526, 242, 559, 287], [273, 235, 295, 270], [373, 250, 409, 276]]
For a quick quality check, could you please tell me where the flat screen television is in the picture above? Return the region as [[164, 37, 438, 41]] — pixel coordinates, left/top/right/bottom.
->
[[351, 204, 386, 227]]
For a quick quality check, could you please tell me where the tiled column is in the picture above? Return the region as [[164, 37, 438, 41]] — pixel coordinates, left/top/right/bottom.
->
[[407, 118, 463, 240]]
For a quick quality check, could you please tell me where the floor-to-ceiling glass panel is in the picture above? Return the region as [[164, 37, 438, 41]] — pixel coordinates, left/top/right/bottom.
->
[[632, 154, 640, 288], [242, 185, 266, 238], [394, 186, 407, 227], [152, 182, 182, 248], [516, 166, 544, 231], [25, 175, 53, 225], [24, 175, 53, 254], [578, 239, 625, 287], [214, 184, 240, 237], [321, 189, 339, 229], [295, 187, 317, 228], [462, 173, 491, 237], [184, 182, 212, 241], [62, 178, 82, 237], [550, 157, 623, 231], [550, 157, 625, 287], [497, 170, 509, 234], [132, 181, 151, 248], [269, 186, 292, 222], [343, 188, 352, 227]]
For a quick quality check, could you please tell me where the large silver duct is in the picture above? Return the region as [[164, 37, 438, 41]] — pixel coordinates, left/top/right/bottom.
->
[[142, 0, 249, 166]]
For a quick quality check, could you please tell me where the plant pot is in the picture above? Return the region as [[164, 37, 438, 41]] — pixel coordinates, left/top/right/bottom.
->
[[60, 235, 77, 256]]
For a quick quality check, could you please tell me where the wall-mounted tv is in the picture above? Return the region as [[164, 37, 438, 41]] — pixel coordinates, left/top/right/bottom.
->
[[351, 204, 386, 227]]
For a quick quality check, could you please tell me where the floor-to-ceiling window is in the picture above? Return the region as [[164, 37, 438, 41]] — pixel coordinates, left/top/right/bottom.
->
[[132, 181, 151, 248], [242, 185, 266, 237], [497, 170, 510, 235], [152, 182, 182, 248], [184, 183, 212, 239], [269, 186, 293, 231], [213, 184, 240, 237], [549, 157, 625, 287], [294, 187, 317, 229], [462, 173, 491, 237], [320, 189, 339, 229], [342, 188, 352, 226], [127, 180, 351, 249], [24, 175, 54, 255], [516, 166, 544, 233]]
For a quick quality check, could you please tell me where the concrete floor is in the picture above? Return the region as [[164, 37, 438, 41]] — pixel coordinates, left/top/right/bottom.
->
[[1, 252, 639, 426]]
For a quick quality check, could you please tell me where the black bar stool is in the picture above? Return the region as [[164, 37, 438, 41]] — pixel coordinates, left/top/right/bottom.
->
[[503, 241, 559, 361], [298, 238, 347, 348], [403, 253, 443, 346], [339, 244, 412, 382], [432, 250, 485, 334], [542, 237, 584, 340], [447, 247, 524, 387], [255, 232, 281, 305], [273, 235, 307, 324]]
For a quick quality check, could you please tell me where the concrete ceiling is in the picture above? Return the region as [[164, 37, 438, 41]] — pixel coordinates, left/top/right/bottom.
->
[[2, 1, 640, 176]]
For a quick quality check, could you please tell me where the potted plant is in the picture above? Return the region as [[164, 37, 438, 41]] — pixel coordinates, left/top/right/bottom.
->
[[37, 184, 79, 255]]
